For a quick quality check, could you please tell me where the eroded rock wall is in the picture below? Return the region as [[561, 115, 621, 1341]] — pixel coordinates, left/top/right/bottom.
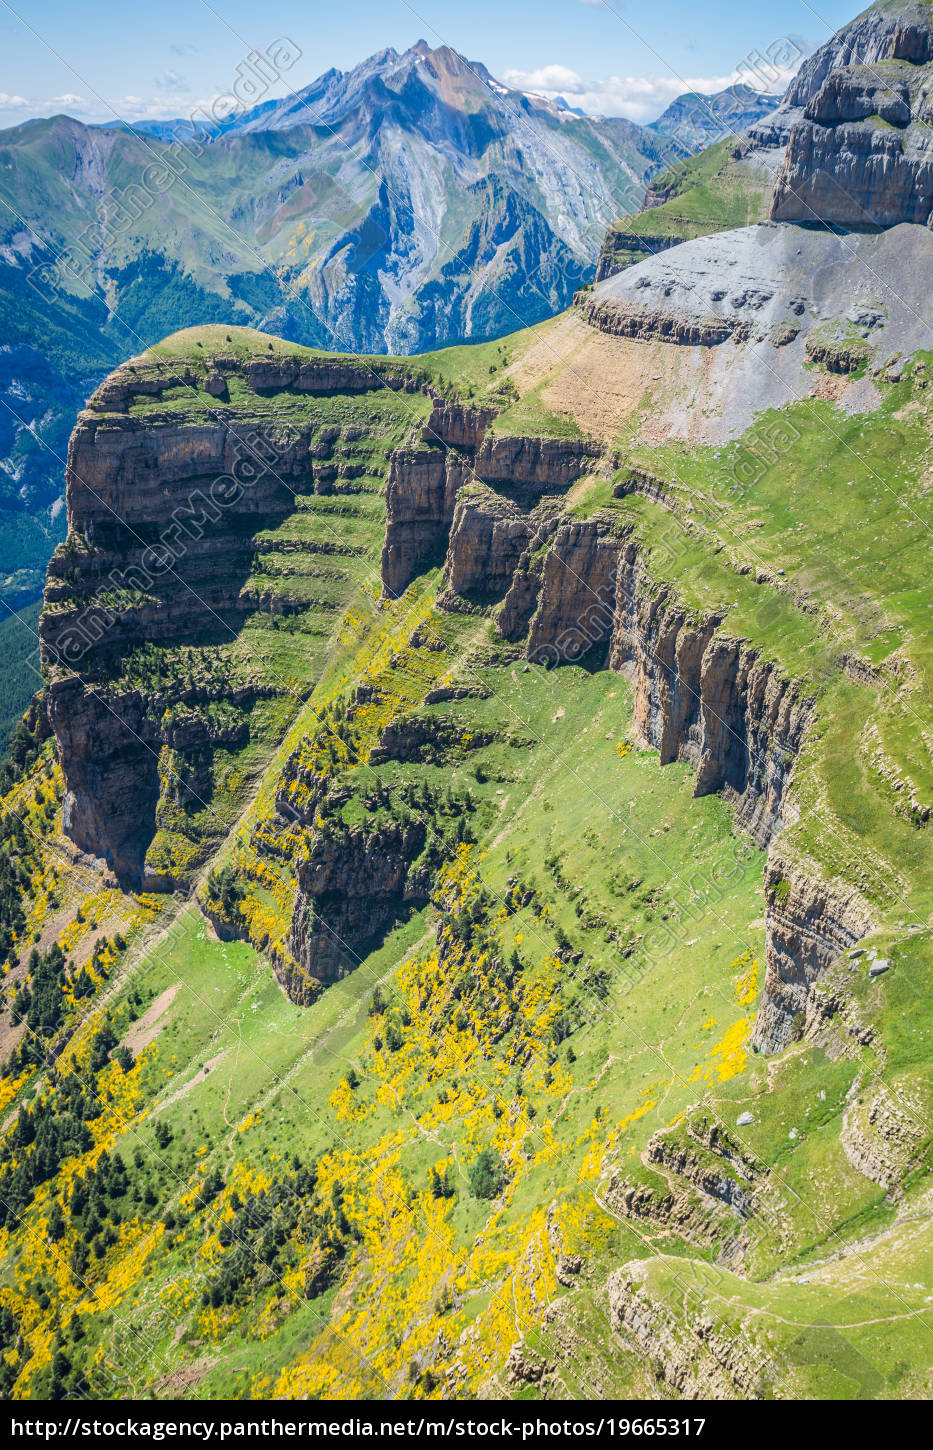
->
[[431, 500, 838, 1045], [752, 855, 874, 1051], [287, 819, 429, 990], [380, 417, 597, 600], [767, 3, 933, 228], [41, 352, 426, 885]]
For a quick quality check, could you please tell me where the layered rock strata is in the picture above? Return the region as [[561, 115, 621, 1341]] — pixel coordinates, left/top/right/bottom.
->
[[752, 855, 874, 1051], [381, 401, 597, 598], [394, 474, 854, 1045], [765, 2, 933, 229], [287, 818, 429, 990], [41, 351, 429, 885], [596, 231, 684, 283]]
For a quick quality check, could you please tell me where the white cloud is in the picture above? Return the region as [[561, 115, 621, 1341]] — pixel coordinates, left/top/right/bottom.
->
[[0, 85, 262, 126], [501, 59, 803, 123], [155, 68, 189, 93]]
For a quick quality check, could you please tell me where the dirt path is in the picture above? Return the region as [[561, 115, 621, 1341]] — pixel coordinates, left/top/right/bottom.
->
[[125, 983, 180, 1055]]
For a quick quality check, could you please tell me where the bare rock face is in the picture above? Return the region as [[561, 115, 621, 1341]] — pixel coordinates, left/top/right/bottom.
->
[[42, 405, 303, 884], [769, 3, 933, 228], [607, 1265, 768, 1398], [473, 434, 599, 490], [780, 2, 933, 113], [380, 411, 597, 600], [380, 400, 496, 597], [497, 519, 559, 642], [288, 818, 428, 989], [771, 62, 933, 228], [525, 518, 622, 665], [578, 291, 746, 347], [752, 857, 874, 1052], [422, 399, 495, 450], [381, 446, 468, 597], [614, 541, 812, 847], [439, 485, 531, 603]]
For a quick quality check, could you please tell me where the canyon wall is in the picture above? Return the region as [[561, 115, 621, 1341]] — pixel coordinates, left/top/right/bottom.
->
[[383, 453, 866, 1049], [41, 350, 427, 886], [42, 348, 871, 1043]]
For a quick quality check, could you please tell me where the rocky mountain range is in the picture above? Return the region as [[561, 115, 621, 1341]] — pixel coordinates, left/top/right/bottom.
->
[[0, 42, 779, 613], [1, 0, 932, 1406]]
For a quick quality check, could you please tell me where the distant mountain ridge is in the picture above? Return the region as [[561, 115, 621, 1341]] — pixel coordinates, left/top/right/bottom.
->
[[0, 40, 780, 606]]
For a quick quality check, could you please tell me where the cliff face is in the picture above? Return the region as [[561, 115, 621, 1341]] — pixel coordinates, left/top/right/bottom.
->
[[381, 446, 468, 597], [752, 855, 874, 1051], [509, 525, 813, 849], [42, 400, 302, 884], [380, 401, 597, 600], [769, 2, 933, 228], [288, 818, 428, 991], [771, 60, 933, 228], [440, 486, 531, 603], [390, 478, 844, 1046], [780, 1, 933, 112], [577, 289, 744, 347], [525, 519, 622, 665], [610, 543, 811, 848], [40, 343, 428, 886]]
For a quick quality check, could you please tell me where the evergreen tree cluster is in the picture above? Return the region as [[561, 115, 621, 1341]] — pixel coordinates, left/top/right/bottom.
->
[[200, 1159, 339, 1310], [65, 1146, 138, 1278], [0, 1071, 98, 1228]]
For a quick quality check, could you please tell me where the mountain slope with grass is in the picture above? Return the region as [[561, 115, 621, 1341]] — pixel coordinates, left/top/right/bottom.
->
[[1, 0, 932, 1404], [0, 275, 930, 1396], [0, 40, 699, 609]]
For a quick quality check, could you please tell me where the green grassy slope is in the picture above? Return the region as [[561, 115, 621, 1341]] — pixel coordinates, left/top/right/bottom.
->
[[0, 315, 931, 1398], [597, 139, 777, 277]]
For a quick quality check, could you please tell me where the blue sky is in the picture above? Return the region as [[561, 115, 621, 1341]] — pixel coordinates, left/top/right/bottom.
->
[[0, 0, 861, 129]]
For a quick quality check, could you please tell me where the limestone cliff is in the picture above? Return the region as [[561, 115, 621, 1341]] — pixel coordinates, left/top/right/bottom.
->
[[288, 818, 429, 991], [40, 343, 428, 886], [439, 486, 531, 604], [399, 476, 848, 1046], [752, 854, 874, 1051], [381, 405, 597, 600], [769, 1, 933, 228]]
